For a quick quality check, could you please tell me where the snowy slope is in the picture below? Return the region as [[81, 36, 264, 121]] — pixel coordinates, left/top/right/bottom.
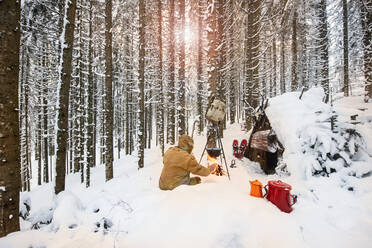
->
[[1, 91, 372, 248]]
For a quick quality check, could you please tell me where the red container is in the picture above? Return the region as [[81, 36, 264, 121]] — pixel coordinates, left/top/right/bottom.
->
[[264, 180, 297, 213]]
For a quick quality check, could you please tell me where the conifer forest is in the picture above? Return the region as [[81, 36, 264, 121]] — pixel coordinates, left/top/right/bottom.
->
[[0, 0, 371, 246]]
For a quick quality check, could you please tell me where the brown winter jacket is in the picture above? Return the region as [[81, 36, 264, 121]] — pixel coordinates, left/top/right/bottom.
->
[[159, 135, 210, 190]]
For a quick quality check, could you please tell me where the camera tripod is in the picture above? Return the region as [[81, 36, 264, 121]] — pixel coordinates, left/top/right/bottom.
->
[[198, 122, 231, 180]]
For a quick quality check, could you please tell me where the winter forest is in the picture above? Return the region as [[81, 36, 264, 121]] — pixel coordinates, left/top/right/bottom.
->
[[0, 0, 372, 247]]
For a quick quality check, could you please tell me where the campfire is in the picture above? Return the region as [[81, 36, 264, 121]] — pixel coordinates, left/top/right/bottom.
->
[[206, 148, 225, 176]]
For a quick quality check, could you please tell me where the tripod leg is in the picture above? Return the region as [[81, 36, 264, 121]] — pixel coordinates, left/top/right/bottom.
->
[[199, 125, 216, 164], [216, 126, 231, 180], [199, 139, 208, 164]]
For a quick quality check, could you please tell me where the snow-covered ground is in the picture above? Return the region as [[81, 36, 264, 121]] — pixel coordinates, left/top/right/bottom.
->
[[1, 89, 372, 248]]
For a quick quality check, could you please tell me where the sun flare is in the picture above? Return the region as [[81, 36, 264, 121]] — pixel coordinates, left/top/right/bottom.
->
[[184, 26, 195, 43]]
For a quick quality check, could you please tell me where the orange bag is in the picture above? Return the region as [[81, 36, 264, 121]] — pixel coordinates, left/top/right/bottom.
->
[[250, 180, 263, 198]]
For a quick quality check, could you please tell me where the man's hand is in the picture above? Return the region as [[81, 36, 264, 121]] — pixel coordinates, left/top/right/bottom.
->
[[189, 176, 201, 185], [208, 163, 218, 173], [208, 163, 226, 176]]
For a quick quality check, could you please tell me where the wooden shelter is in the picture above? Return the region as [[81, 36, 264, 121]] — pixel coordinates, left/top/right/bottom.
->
[[244, 102, 284, 174]]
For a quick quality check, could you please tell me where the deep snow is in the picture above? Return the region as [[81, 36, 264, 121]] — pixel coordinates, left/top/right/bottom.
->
[[1, 89, 372, 248]]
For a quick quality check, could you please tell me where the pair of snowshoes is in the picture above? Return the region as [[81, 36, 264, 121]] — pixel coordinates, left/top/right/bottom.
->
[[233, 139, 247, 159]]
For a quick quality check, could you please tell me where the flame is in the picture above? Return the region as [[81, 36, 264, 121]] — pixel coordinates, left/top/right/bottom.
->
[[207, 153, 219, 174], [207, 153, 218, 164]]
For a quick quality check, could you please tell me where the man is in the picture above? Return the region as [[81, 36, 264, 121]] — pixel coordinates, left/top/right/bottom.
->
[[159, 134, 215, 190]]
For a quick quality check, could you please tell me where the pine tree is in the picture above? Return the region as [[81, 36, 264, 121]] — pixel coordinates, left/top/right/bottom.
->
[[197, 0, 205, 134], [168, 0, 176, 145], [0, 0, 21, 237], [55, 0, 77, 194], [156, 0, 165, 155], [360, 0, 371, 101], [138, 0, 146, 168], [178, 0, 186, 135], [105, 0, 114, 180], [319, 0, 330, 102], [291, 7, 298, 91], [343, 0, 350, 96], [86, 0, 95, 187]]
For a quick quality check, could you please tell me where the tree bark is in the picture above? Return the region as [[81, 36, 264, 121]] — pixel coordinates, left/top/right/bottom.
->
[[0, 0, 21, 237], [86, 0, 94, 187], [105, 0, 114, 179], [360, 0, 371, 101], [178, 0, 186, 135], [138, 0, 146, 168], [207, 0, 218, 147], [197, 0, 204, 134], [319, 0, 330, 102], [55, 0, 77, 194], [291, 8, 298, 92], [343, 0, 349, 96], [157, 0, 164, 155], [245, 0, 261, 129], [168, 0, 176, 145]]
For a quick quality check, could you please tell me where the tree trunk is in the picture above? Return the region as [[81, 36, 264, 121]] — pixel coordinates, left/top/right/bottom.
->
[[0, 0, 21, 237], [273, 37, 277, 96], [168, 0, 176, 145], [105, 0, 114, 179], [291, 8, 298, 92], [207, 0, 218, 147], [360, 0, 371, 101], [38, 81, 42, 185], [157, 0, 164, 155], [43, 43, 49, 183], [245, 0, 261, 129], [343, 0, 349, 96], [197, 0, 204, 134], [178, 0, 186, 135], [55, 0, 77, 194], [86, 0, 94, 187], [138, 0, 146, 168], [280, 31, 285, 94], [319, 0, 330, 102]]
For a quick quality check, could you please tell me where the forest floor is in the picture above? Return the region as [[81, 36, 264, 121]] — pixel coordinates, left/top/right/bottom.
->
[[1, 89, 372, 248]]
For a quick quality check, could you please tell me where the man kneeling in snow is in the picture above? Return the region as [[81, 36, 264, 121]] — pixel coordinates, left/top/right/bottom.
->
[[159, 134, 215, 190]]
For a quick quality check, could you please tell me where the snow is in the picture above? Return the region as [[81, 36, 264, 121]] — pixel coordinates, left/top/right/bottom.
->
[[1, 89, 372, 248]]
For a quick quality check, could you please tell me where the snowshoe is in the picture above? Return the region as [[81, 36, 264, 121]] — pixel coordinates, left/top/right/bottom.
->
[[233, 140, 239, 158], [238, 139, 247, 159]]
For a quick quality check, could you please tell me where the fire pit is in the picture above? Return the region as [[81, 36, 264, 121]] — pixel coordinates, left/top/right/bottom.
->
[[206, 147, 221, 158]]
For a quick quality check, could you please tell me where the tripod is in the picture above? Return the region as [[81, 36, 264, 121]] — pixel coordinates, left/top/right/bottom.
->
[[199, 122, 231, 180]]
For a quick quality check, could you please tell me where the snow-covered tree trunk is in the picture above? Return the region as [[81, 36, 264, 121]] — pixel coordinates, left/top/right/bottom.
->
[[291, 7, 298, 92], [245, 0, 261, 129], [360, 0, 371, 101], [156, 0, 164, 155], [55, 0, 77, 194], [197, 0, 205, 134], [206, 0, 218, 147], [138, 0, 146, 169], [105, 0, 114, 180], [343, 0, 350, 96], [178, 0, 186, 135], [167, 0, 176, 145], [86, 0, 94, 187], [42, 41, 49, 183], [319, 0, 330, 102]]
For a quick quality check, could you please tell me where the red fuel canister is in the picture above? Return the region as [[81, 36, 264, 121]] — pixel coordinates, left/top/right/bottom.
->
[[265, 180, 297, 213]]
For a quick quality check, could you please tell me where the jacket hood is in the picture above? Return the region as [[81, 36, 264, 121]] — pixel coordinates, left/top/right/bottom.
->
[[178, 134, 194, 153]]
